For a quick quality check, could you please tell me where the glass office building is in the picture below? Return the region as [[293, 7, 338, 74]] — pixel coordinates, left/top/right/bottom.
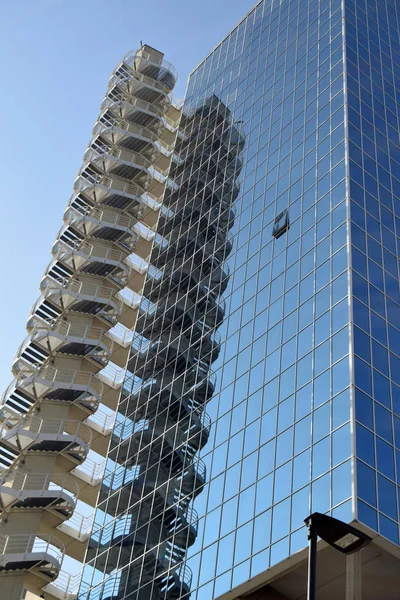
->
[[80, 0, 400, 598]]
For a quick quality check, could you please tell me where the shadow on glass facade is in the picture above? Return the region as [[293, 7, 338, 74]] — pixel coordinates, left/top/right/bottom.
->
[[79, 95, 244, 599]]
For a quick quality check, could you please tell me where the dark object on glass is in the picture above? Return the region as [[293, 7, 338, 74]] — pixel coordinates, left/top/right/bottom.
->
[[272, 209, 290, 238], [304, 512, 372, 600]]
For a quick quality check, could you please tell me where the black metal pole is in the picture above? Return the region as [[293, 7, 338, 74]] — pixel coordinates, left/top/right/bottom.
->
[[307, 520, 317, 600]]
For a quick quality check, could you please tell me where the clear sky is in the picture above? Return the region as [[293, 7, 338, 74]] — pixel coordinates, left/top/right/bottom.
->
[[0, 0, 258, 392]]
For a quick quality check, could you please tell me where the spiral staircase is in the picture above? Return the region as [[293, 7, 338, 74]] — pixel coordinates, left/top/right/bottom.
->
[[0, 45, 180, 600], [79, 95, 243, 600]]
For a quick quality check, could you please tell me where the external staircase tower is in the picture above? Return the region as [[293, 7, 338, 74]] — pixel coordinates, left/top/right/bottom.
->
[[0, 45, 180, 600]]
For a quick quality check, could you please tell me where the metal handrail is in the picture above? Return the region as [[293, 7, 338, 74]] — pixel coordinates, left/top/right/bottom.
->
[[0, 472, 80, 502], [75, 173, 160, 207], [156, 139, 175, 155], [75, 171, 144, 196], [171, 151, 185, 166], [131, 330, 210, 359], [179, 119, 244, 150], [118, 408, 206, 456], [73, 457, 106, 482], [42, 279, 121, 305], [209, 328, 222, 346], [85, 407, 115, 433], [18, 322, 113, 357], [195, 458, 206, 480], [48, 322, 110, 346], [174, 143, 241, 175], [61, 510, 94, 538], [0, 533, 64, 563], [166, 188, 237, 221], [166, 177, 179, 192], [168, 563, 192, 587], [207, 367, 217, 387], [15, 365, 104, 398], [148, 165, 168, 183], [185, 505, 198, 527], [109, 66, 171, 96], [170, 94, 184, 110], [139, 295, 156, 314], [163, 113, 181, 130], [0, 416, 93, 448], [84, 148, 169, 184], [53, 238, 128, 266], [93, 117, 159, 144], [46, 571, 83, 595], [129, 364, 216, 398], [90, 515, 132, 543], [107, 322, 133, 347], [131, 333, 150, 353], [216, 296, 227, 316], [147, 256, 229, 286], [97, 362, 126, 388], [155, 227, 233, 257], [198, 409, 212, 432], [117, 286, 142, 308], [0, 379, 23, 412], [84, 144, 152, 171], [150, 162, 170, 180], [146, 263, 163, 281], [101, 95, 165, 120], [102, 93, 178, 132], [30, 280, 122, 326], [64, 204, 139, 233], [124, 49, 178, 81], [93, 117, 175, 156], [141, 292, 225, 332]]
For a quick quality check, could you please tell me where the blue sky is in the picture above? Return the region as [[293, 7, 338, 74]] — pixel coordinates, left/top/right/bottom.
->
[[0, 0, 257, 392]]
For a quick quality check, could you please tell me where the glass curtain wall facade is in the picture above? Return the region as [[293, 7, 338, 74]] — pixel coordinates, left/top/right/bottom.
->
[[80, 0, 400, 599]]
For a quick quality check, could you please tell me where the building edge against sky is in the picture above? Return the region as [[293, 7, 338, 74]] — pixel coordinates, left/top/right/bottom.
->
[[1, 0, 400, 600]]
